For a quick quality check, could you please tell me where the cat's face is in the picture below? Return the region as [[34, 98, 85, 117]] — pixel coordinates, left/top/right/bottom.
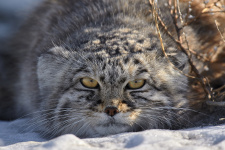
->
[[36, 25, 189, 138], [37, 48, 189, 138]]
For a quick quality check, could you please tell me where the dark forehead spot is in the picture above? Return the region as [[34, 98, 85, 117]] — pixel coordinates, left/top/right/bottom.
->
[[113, 59, 120, 66], [108, 59, 113, 64], [137, 39, 144, 43], [87, 57, 93, 62], [119, 77, 127, 84], [96, 55, 103, 61], [108, 47, 121, 56], [133, 58, 141, 64], [102, 63, 106, 70], [99, 76, 105, 82], [98, 35, 107, 44], [125, 41, 129, 46], [123, 57, 130, 64], [120, 37, 126, 41], [146, 43, 157, 51]]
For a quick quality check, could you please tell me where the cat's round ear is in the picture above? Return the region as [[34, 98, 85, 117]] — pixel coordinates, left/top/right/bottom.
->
[[168, 51, 190, 74], [43, 46, 71, 58], [37, 46, 71, 95]]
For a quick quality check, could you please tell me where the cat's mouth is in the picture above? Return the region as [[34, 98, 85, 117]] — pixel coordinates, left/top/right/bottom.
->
[[93, 118, 131, 137], [100, 117, 129, 127]]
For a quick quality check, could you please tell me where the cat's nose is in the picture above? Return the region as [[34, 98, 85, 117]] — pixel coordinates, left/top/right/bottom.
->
[[104, 106, 119, 117]]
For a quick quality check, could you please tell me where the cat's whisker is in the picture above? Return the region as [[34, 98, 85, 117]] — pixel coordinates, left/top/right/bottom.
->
[[18, 108, 76, 119], [53, 119, 85, 138], [148, 106, 208, 117], [24, 114, 72, 131], [132, 120, 147, 131], [137, 114, 163, 128], [24, 109, 82, 122], [40, 117, 86, 138], [21, 109, 85, 133], [77, 120, 92, 137], [74, 119, 91, 137]]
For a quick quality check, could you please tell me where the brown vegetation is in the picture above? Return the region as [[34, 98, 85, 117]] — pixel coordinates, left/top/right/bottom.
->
[[149, 0, 225, 111]]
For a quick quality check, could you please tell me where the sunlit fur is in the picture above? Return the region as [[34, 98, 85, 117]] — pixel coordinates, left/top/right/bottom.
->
[[0, 0, 193, 138]]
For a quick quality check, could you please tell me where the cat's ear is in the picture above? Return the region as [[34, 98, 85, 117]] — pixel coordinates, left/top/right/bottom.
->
[[37, 46, 70, 95], [37, 46, 70, 78], [167, 50, 190, 74], [44, 46, 71, 58]]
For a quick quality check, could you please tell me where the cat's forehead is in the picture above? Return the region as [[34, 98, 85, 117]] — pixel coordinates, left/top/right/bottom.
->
[[81, 52, 152, 82], [69, 25, 160, 58], [84, 51, 149, 66]]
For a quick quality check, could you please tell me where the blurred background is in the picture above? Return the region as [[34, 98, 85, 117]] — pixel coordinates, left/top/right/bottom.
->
[[0, 0, 42, 43]]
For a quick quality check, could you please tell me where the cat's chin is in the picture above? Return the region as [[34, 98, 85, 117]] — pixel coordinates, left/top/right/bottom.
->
[[66, 118, 133, 138], [90, 124, 132, 138], [80, 112, 142, 137]]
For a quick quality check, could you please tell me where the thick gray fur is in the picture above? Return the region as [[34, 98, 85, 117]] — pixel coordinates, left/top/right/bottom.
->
[[0, 0, 193, 138]]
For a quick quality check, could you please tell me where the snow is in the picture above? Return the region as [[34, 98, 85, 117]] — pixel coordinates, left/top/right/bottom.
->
[[1, 118, 225, 150]]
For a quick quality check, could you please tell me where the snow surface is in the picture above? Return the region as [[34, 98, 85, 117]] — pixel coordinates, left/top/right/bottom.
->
[[1, 118, 225, 150]]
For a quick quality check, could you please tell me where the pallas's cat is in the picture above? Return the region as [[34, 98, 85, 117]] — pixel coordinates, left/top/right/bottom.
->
[[0, 0, 213, 138]]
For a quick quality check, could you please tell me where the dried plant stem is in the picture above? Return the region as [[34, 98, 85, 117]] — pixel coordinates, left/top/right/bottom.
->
[[213, 85, 225, 93], [215, 20, 225, 43], [153, 8, 210, 62], [202, 10, 225, 14], [176, 0, 213, 101], [149, 0, 196, 79], [149, 0, 213, 101]]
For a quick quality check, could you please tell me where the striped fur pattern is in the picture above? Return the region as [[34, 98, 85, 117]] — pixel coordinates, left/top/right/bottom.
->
[[1, 0, 191, 138]]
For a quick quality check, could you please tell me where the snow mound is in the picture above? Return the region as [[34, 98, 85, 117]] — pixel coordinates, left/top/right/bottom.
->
[[1, 119, 225, 150]]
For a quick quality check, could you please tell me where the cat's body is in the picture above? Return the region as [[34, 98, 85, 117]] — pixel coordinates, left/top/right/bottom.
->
[[0, 0, 223, 138]]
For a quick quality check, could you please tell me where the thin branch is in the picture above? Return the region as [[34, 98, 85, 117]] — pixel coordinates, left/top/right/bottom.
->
[[215, 20, 225, 43], [149, 0, 195, 79], [149, 0, 214, 101]]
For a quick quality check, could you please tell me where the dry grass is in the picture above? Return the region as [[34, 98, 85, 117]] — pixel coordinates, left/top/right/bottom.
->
[[149, 0, 225, 110]]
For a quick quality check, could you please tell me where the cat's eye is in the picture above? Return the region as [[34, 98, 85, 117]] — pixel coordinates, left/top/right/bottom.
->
[[127, 79, 145, 89], [81, 77, 99, 88]]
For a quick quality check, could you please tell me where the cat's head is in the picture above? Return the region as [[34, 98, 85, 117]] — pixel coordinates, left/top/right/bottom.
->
[[37, 25, 189, 138]]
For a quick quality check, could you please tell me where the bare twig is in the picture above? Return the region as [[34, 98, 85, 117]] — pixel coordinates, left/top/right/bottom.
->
[[213, 85, 225, 93], [149, 0, 225, 107], [215, 20, 225, 43], [149, 0, 195, 79], [149, 0, 214, 101]]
